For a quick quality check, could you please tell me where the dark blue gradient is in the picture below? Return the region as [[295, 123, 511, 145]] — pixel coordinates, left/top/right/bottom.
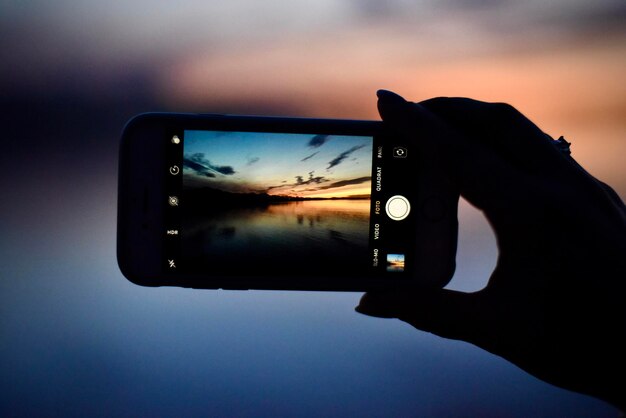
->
[[0, 145, 616, 416]]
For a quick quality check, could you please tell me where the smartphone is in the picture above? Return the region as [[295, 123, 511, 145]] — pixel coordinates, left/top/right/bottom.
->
[[117, 113, 456, 290]]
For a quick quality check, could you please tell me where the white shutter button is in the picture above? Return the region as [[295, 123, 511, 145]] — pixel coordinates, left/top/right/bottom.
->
[[385, 195, 410, 221]]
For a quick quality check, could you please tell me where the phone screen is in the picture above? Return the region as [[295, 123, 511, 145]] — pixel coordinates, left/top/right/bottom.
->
[[163, 128, 415, 279]]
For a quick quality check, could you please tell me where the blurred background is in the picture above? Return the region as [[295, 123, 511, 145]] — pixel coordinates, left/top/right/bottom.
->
[[1, 1, 624, 416]]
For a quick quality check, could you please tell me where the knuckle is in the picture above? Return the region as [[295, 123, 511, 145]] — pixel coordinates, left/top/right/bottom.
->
[[490, 102, 521, 119]]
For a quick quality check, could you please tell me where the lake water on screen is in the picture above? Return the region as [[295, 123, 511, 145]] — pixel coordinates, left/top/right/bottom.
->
[[181, 199, 371, 275]]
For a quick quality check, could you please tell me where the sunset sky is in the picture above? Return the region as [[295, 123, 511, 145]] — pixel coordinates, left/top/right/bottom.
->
[[2, 0, 625, 415], [3, 0, 623, 197], [183, 131, 373, 198]]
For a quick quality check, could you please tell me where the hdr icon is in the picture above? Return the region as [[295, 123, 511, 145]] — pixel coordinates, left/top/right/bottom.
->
[[166, 229, 178, 235]]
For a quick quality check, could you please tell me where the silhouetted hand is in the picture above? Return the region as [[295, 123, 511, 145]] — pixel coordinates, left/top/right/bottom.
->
[[356, 90, 626, 410]]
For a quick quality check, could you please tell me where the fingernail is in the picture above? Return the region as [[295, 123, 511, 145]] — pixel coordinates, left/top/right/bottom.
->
[[354, 305, 367, 314], [354, 303, 396, 318], [377, 89, 406, 103]]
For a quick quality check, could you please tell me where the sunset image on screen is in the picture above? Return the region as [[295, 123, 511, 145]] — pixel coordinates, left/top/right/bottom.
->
[[386, 253, 405, 273], [182, 130, 372, 200], [180, 130, 373, 276]]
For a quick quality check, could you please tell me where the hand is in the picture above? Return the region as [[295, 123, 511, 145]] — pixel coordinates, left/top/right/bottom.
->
[[356, 90, 626, 410]]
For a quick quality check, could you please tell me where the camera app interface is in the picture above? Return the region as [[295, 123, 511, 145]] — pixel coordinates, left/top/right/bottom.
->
[[165, 129, 414, 278]]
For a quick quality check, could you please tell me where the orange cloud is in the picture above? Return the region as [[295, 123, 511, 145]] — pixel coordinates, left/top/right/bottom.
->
[[159, 29, 626, 197]]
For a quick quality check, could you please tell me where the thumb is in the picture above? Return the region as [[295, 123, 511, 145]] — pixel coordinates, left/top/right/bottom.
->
[[355, 289, 483, 343], [376, 89, 523, 218]]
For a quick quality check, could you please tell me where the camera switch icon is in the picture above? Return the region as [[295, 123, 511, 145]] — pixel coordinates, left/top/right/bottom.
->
[[393, 147, 408, 158], [169, 165, 180, 175]]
